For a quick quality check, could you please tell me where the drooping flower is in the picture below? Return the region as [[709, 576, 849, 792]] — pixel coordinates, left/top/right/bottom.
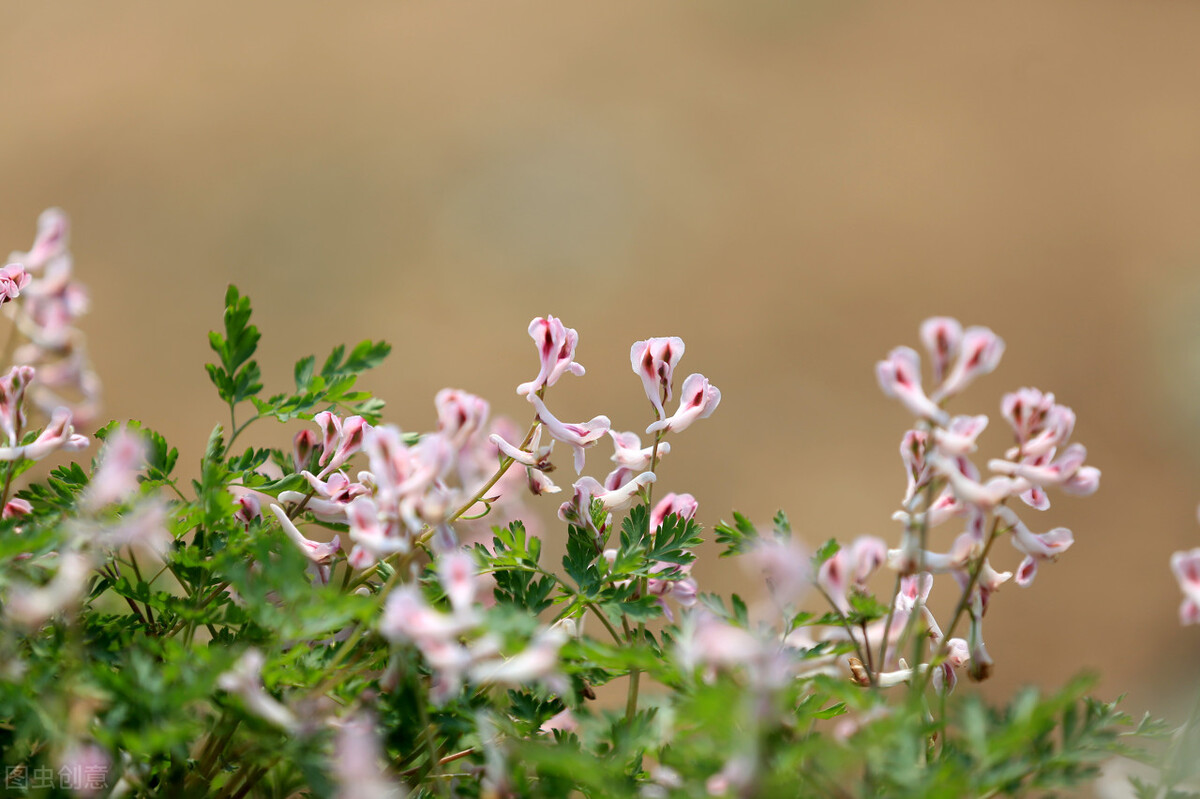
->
[[995, 505, 1073, 587], [526, 395, 610, 474], [292, 428, 318, 471]]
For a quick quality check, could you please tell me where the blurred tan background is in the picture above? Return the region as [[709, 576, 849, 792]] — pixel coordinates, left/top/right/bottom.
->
[[4, 1, 1200, 720]]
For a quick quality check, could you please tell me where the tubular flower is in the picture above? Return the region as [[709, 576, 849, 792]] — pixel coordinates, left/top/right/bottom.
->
[[609, 429, 671, 471], [650, 492, 698, 532], [919, 316, 963, 385], [557, 473, 655, 524], [0, 264, 30, 304], [875, 347, 947, 424], [270, 504, 341, 565], [526, 394, 610, 474], [646, 373, 721, 436], [313, 412, 370, 475], [9, 207, 70, 272], [82, 426, 147, 510], [435, 388, 490, 451], [930, 325, 1005, 402], [516, 316, 585, 397], [0, 407, 88, 462], [1171, 547, 1200, 625], [630, 337, 685, 419], [0, 365, 34, 446]]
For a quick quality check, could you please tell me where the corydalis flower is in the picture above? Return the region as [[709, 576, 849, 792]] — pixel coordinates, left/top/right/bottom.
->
[[558, 473, 656, 524], [526, 394, 609, 474], [0, 407, 88, 462], [517, 316, 585, 397], [650, 492, 698, 532], [490, 426, 560, 496], [9, 207, 69, 272], [332, 714, 407, 799], [82, 426, 147, 510], [0, 264, 30, 304], [630, 337, 685, 419], [876, 347, 946, 424], [1172, 547, 1200, 625], [877, 320, 1004, 420], [646, 373, 721, 435], [919, 317, 962, 385], [5, 551, 91, 627], [609, 429, 671, 471], [217, 649, 297, 732], [314, 411, 369, 476], [0, 365, 34, 446], [931, 325, 1005, 402], [270, 504, 341, 564], [817, 537, 888, 612], [435, 388, 490, 451], [995, 504, 1074, 587]]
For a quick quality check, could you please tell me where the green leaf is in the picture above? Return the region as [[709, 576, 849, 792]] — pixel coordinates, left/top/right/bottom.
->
[[714, 511, 759, 557], [205, 285, 263, 405]]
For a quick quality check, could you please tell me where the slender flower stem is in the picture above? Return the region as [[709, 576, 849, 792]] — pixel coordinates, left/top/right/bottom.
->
[[918, 512, 1009, 692], [815, 585, 870, 669], [626, 413, 666, 723], [875, 571, 904, 684]]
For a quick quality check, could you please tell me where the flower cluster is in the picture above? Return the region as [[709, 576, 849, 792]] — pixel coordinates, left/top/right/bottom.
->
[[1, 242, 1163, 799], [7, 209, 100, 425], [865, 317, 1100, 683]]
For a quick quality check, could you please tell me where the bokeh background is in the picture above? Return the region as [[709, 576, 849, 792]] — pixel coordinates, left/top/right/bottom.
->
[[4, 0, 1200, 722]]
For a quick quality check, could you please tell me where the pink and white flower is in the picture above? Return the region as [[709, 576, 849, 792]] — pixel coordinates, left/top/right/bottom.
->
[[609, 429, 671, 471], [82, 427, 147, 510], [526, 395, 610, 474], [0, 264, 30, 304], [919, 317, 963, 385], [517, 316, 585, 397], [875, 347, 947, 424], [650, 493, 698, 532], [930, 325, 1004, 402], [0, 407, 88, 462], [270, 504, 341, 565], [1171, 547, 1200, 625], [630, 337, 685, 419], [9, 207, 70, 273], [646, 373, 721, 436]]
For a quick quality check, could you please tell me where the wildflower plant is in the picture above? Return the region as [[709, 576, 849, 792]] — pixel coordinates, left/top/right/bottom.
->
[[0, 209, 1186, 798]]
